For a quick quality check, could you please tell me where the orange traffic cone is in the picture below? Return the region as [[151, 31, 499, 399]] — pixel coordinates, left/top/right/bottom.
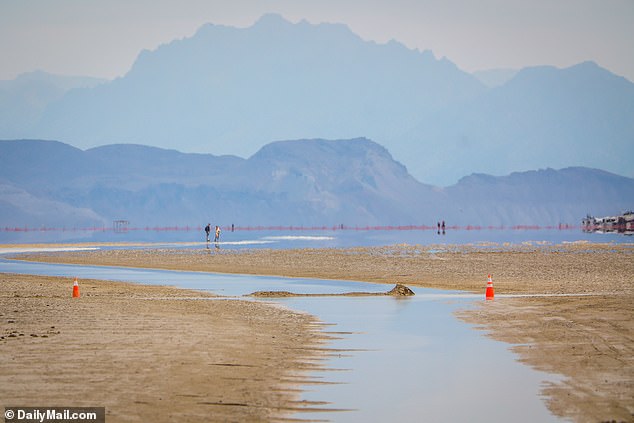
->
[[485, 274, 494, 300], [72, 277, 80, 298]]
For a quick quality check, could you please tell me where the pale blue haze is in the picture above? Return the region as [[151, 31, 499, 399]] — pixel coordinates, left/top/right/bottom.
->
[[1, 15, 633, 185], [1, 0, 633, 82]]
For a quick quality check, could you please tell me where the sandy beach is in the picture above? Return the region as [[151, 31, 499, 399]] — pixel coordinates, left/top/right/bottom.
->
[[2, 241, 634, 422], [0, 273, 331, 422]]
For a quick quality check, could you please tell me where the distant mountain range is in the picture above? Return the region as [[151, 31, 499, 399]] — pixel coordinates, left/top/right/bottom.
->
[[2, 14, 632, 186], [404, 61, 634, 185], [1, 139, 632, 229], [0, 71, 105, 139]]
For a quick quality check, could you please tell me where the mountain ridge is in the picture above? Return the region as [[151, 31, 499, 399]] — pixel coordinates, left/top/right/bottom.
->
[[1, 138, 631, 230], [2, 14, 485, 161], [0, 15, 632, 186], [403, 60, 634, 185]]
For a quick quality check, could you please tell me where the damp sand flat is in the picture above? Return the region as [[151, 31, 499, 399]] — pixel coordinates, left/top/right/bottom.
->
[[0, 261, 559, 422], [9, 242, 634, 422], [0, 274, 330, 422]]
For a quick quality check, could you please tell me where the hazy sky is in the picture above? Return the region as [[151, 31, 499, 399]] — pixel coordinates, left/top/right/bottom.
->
[[1, 0, 633, 82]]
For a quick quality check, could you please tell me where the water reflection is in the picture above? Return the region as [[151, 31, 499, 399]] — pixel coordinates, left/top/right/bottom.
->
[[285, 294, 560, 422], [1, 227, 631, 247], [0, 259, 561, 422]]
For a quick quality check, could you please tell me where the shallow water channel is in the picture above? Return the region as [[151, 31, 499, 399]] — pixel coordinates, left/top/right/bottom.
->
[[0, 257, 562, 422]]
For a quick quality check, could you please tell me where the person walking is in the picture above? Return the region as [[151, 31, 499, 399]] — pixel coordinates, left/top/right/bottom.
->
[[205, 223, 211, 242], [214, 225, 221, 243]]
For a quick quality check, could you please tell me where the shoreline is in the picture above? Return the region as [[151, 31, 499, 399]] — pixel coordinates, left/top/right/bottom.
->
[[3, 242, 634, 422], [7, 241, 631, 294], [0, 273, 332, 422]]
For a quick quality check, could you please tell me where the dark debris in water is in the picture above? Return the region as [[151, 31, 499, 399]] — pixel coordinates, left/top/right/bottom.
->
[[248, 284, 415, 298]]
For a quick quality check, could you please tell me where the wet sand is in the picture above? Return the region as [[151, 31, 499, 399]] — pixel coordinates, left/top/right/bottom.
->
[[0, 273, 331, 422], [4, 241, 634, 422]]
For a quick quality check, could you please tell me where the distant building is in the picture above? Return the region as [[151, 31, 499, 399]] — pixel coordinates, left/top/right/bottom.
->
[[582, 212, 633, 234]]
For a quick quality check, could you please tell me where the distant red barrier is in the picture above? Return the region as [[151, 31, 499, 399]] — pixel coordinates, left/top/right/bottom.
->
[[2, 224, 582, 233]]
